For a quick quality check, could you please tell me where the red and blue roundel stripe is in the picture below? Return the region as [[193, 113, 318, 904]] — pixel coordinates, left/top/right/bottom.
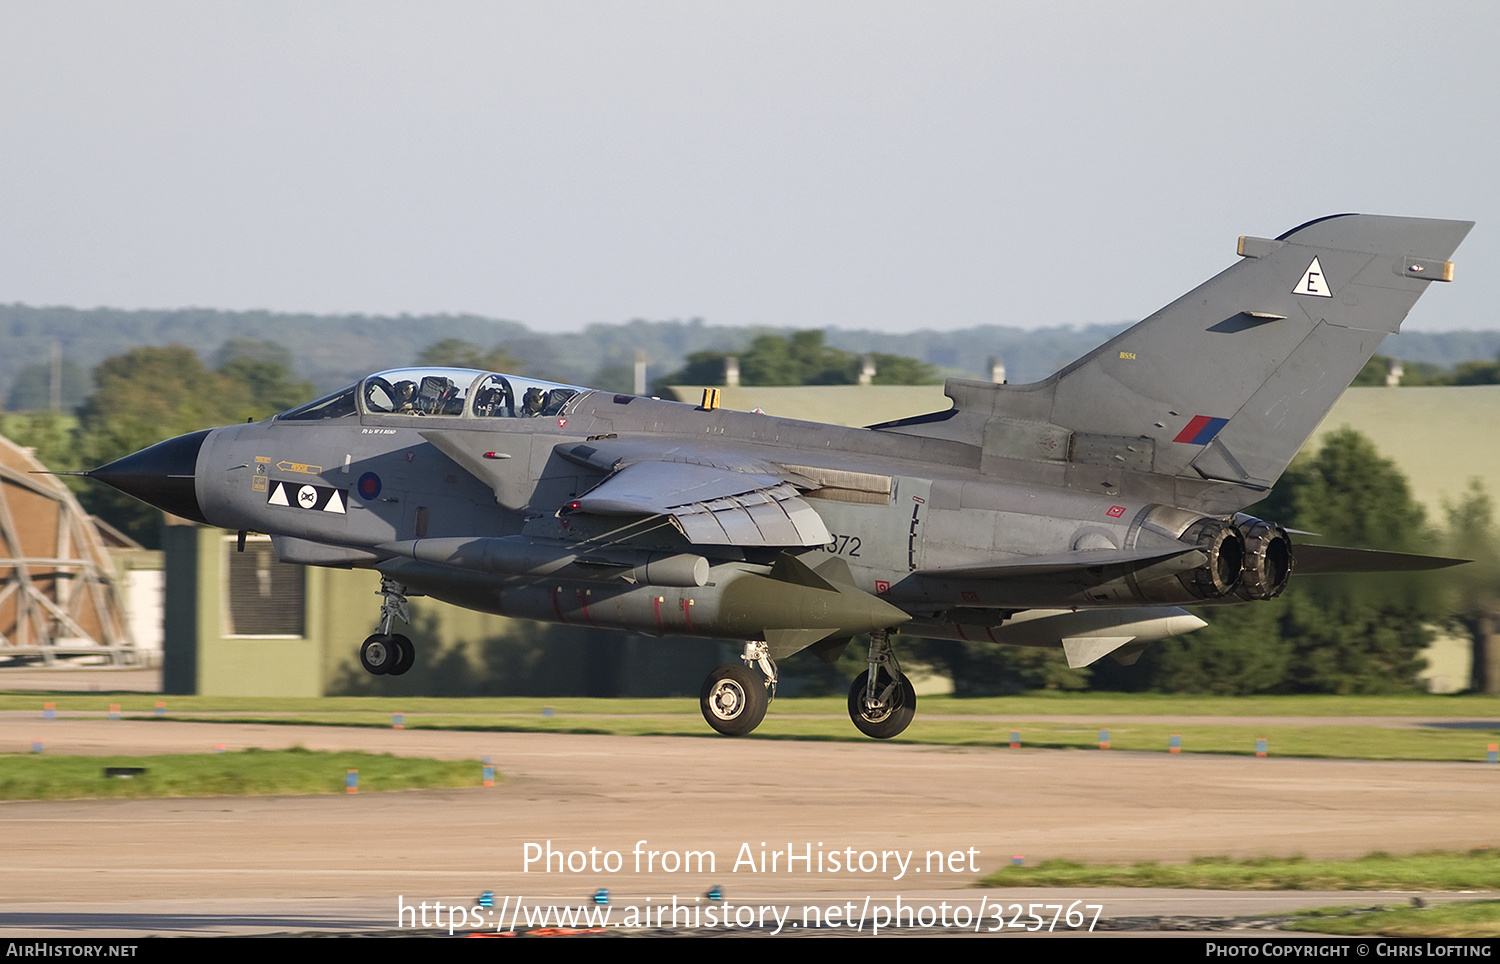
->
[[1173, 415, 1229, 445], [357, 472, 382, 500]]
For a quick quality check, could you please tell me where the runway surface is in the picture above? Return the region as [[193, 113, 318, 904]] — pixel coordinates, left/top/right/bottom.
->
[[2, 717, 1497, 937]]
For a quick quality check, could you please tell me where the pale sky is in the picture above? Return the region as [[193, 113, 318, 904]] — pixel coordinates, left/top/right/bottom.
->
[[2, 1, 1496, 334]]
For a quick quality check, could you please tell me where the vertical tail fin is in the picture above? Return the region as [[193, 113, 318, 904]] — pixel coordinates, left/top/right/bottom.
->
[[918, 214, 1472, 502], [1049, 214, 1471, 487]]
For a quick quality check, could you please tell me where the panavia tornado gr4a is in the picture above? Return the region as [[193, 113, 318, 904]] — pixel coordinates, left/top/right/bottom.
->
[[87, 214, 1471, 738]]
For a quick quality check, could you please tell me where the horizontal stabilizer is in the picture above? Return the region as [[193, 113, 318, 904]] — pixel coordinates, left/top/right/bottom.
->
[[1293, 544, 1468, 574]]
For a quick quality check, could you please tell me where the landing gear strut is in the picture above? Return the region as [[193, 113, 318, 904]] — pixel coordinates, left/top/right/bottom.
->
[[700, 641, 776, 736], [848, 629, 916, 739], [360, 576, 415, 677]]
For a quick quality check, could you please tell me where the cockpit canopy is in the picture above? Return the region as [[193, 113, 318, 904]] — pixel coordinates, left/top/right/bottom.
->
[[278, 368, 588, 421]]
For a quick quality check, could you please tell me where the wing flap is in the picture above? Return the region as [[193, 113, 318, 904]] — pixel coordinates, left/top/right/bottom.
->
[[664, 483, 831, 547], [572, 460, 786, 514], [574, 462, 832, 548]]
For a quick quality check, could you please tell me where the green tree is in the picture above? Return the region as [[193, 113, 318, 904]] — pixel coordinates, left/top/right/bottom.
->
[[866, 352, 942, 386], [1349, 354, 1456, 387], [658, 330, 938, 389], [215, 339, 315, 416], [4, 358, 91, 412], [1258, 428, 1429, 553], [1130, 602, 1293, 695], [1279, 591, 1432, 694], [1442, 480, 1500, 692], [1351, 354, 1395, 387], [1451, 356, 1500, 385], [0, 411, 82, 472], [416, 338, 521, 373]]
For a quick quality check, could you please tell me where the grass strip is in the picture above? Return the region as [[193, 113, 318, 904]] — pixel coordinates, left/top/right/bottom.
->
[[1284, 900, 1500, 938], [984, 850, 1500, 891], [11, 692, 1500, 762], [0, 747, 485, 800], [115, 713, 1500, 762]]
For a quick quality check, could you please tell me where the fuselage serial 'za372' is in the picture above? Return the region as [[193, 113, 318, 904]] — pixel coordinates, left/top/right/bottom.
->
[[87, 214, 1472, 737]]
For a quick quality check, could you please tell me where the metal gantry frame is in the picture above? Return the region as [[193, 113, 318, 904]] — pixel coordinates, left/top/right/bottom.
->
[[0, 437, 136, 665]]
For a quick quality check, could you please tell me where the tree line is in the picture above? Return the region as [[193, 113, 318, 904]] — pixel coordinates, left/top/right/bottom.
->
[[6, 301, 1500, 405]]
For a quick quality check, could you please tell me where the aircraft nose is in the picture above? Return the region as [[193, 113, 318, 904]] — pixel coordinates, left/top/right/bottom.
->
[[86, 429, 212, 525]]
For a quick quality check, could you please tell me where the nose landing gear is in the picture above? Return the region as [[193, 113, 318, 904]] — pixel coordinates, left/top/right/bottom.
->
[[359, 576, 415, 677]]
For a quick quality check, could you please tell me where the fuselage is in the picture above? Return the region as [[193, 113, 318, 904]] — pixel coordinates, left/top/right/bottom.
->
[[124, 368, 1237, 644]]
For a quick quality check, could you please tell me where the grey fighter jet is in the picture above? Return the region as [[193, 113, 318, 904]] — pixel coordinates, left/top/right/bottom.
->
[[86, 214, 1472, 738]]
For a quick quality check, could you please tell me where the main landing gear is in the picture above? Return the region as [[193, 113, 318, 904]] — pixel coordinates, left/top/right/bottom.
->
[[699, 632, 916, 740], [360, 576, 415, 677], [847, 629, 916, 739], [700, 641, 777, 736]]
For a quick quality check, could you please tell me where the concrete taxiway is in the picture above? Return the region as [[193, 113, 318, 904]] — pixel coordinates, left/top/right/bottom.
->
[[2, 717, 1497, 936]]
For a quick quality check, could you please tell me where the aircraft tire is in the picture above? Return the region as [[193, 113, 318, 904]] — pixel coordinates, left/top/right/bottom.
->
[[387, 635, 415, 676], [699, 665, 768, 736], [848, 669, 917, 739], [359, 634, 397, 676]]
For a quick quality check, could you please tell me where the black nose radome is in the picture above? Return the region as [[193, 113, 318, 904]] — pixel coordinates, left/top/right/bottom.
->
[[87, 429, 211, 525]]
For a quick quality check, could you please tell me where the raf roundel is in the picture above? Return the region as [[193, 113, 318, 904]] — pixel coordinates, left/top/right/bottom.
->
[[357, 472, 382, 501]]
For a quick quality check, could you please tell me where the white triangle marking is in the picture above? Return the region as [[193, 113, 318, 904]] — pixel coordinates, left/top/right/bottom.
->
[[324, 490, 347, 514], [1292, 257, 1334, 297], [268, 482, 290, 506]]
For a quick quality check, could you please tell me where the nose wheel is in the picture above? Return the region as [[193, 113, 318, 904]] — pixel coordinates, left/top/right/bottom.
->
[[847, 629, 915, 739], [360, 633, 414, 676]]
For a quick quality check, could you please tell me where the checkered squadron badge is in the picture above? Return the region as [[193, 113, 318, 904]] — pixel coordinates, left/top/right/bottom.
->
[[266, 480, 347, 514]]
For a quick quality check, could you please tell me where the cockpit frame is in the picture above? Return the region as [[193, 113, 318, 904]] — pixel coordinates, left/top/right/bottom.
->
[[277, 368, 589, 422]]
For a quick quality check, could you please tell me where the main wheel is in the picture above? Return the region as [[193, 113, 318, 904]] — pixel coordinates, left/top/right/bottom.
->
[[848, 669, 917, 739], [699, 665, 768, 736], [360, 634, 398, 676], [387, 634, 415, 676]]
